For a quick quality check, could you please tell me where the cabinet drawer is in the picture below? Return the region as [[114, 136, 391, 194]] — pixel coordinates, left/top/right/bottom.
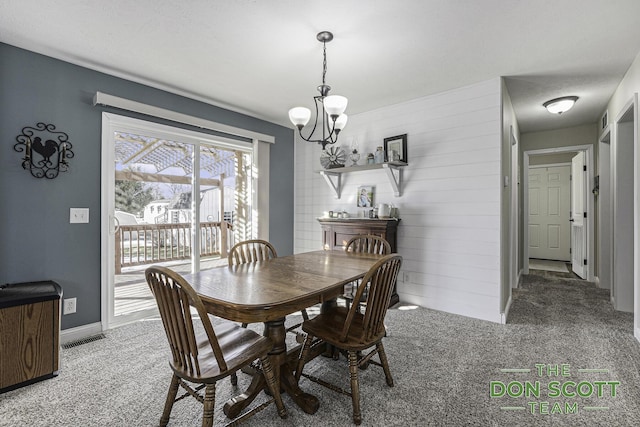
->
[[334, 232, 358, 248]]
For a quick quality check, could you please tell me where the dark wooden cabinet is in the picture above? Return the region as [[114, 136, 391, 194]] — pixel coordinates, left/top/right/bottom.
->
[[318, 218, 400, 306]]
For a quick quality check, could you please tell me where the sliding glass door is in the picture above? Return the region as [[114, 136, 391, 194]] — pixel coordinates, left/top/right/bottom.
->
[[102, 114, 254, 328]]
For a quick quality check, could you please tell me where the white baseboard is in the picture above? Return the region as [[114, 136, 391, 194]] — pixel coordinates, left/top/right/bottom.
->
[[60, 322, 103, 345], [501, 295, 512, 324]]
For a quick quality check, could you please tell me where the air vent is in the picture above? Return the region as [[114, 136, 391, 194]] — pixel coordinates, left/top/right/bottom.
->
[[62, 333, 106, 349]]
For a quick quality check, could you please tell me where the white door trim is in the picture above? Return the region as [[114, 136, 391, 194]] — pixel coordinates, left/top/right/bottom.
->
[[93, 92, 275, 144], [523, 144, 595, 281], [597, 126, 612, 291], [610, 95, 638, 321], [529, 162, 571, 169]]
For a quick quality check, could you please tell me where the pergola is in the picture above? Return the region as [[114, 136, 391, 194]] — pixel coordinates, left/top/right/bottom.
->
[[112, 131, 254, 256]]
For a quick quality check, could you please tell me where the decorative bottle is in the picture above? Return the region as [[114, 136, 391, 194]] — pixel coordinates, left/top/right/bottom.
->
[[367, 153, 375, 164], [374, 146, 385, 164]]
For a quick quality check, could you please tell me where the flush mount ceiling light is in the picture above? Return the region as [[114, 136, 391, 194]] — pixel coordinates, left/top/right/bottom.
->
[[543, 96, 579, 115], [289, 31, 348, 150]]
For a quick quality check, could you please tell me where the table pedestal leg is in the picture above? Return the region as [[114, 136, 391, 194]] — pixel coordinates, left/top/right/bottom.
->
[[223, 374, 266, 418], [223, 318, 319, 418]]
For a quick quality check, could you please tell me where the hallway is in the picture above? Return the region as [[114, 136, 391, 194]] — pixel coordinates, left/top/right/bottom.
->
[[510, 268, 630, 330]]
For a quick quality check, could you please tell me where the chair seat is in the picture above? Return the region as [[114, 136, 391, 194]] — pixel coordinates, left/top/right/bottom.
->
[[171, 319, 273, 384], [301, 306, 386, 351]]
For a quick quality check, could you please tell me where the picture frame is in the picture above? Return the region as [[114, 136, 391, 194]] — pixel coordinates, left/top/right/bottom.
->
[[383, 134, 408, 163], [356, 185, 374, 208]]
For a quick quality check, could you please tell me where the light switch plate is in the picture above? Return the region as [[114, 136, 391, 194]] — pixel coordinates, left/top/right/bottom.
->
[[70, 208, 89, 223]]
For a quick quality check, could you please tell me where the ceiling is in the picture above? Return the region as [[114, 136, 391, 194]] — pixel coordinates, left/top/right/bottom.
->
[[2, 1, 640, 133]]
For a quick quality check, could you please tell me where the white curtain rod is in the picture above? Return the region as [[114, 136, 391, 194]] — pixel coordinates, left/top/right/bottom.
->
[[92, 91, 275, 144]]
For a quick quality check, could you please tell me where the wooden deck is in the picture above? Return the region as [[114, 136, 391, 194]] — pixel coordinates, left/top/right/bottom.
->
[[114, 256, 228, 317]]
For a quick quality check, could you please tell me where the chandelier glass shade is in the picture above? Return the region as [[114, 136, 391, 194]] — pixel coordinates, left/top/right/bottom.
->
[[289, 31, 348, 150]]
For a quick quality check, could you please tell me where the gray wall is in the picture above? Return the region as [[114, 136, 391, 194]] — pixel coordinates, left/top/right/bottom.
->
[[0, 43, 294, 329]]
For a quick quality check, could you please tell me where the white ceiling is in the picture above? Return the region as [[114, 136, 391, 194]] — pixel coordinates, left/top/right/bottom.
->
[[2, 1, 640, 133]]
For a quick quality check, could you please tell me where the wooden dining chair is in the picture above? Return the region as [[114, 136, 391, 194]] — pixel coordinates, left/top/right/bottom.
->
[[342, 235, 392, 311], [145, 266, 287, 427], [345, 234, 391, 256], [228, 239, 309, 335], [228, 240, 280, 329], [228, 239, 278, 267], [295, 254, 402, 425]]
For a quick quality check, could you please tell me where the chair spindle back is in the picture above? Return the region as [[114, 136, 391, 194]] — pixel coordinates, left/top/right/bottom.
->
[[345, 235, 391, 255], [145, 266, 228, 376], [228, 239, 278, 266], [340, 254, 402, 342]]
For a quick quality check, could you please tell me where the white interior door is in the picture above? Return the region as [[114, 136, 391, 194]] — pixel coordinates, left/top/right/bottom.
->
[[528, 165, 571, 261], [571, 152, 587, 279]]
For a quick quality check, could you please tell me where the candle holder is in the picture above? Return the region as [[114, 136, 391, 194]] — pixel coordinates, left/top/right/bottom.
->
[[14, 123, 74, 179]]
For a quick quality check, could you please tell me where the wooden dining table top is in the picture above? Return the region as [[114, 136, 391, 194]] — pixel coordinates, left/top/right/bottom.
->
[[184, 250, 383, 324]]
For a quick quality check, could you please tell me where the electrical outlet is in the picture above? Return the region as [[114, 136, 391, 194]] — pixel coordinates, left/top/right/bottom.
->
[[403, 272, 411, 283], [63, 297, 77, 315]]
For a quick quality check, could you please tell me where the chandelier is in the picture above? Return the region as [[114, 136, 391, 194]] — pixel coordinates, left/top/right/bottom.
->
[[289, 31, 348, 150]]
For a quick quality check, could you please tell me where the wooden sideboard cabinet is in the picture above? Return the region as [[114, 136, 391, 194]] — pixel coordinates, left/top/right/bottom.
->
[[318, 218, 400, 306]]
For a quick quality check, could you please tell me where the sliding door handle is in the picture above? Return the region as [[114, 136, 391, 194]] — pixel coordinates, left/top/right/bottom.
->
[[110, 215, 121, 234]]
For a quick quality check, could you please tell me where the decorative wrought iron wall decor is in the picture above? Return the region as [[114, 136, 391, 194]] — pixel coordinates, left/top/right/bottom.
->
[[14, 123, 74, 179]]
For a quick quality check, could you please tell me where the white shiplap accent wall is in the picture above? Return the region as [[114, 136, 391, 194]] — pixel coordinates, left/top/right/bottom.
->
[[294, 78, 503, 322]]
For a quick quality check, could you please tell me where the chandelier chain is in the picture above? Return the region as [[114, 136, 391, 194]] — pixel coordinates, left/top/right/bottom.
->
[[322, 41, 327, 87]]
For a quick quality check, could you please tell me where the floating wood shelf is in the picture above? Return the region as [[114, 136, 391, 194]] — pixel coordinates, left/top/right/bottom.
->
[[318, 162, 407, 199]]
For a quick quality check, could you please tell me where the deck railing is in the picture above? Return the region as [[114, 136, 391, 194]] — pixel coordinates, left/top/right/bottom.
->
[[115, 221, 233, 273]]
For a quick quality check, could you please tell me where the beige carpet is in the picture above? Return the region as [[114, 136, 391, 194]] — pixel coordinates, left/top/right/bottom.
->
[[529, 258, 569, 273]]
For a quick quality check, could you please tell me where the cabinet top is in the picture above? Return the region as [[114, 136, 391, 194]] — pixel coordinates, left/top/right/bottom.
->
[[317, 217, 400, 223], [0, 281, 62, 309]]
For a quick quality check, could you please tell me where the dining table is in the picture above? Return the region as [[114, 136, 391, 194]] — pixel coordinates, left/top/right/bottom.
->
[[182, 249, 383, 418]]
